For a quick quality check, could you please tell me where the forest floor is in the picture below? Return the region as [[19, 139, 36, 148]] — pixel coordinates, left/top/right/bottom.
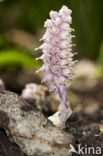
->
[[66, 79, 103, 156], [0, 66, 103, 156]]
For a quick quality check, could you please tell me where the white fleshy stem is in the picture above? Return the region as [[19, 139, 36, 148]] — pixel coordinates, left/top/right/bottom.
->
[[48, 86, 72, 128]]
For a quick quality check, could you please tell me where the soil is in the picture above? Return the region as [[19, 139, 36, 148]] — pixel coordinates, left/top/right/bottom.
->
[[66, 80, 103, 156], [0, 128, 26, 156], [0, 75, 103, 156]]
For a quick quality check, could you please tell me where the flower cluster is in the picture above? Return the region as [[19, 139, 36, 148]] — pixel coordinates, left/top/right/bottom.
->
[[36, 6, 76, 127], [22, 83, 38, 101]]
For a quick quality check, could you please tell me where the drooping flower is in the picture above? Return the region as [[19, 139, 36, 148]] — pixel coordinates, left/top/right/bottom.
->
[[36, 6, 76, 127]]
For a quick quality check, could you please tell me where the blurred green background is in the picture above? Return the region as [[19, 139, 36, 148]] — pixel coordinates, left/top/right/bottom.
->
[[0, 0, 103, 92]]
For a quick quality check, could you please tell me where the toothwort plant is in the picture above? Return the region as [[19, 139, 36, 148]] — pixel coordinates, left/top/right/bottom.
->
[[36, 6, 76, 127]]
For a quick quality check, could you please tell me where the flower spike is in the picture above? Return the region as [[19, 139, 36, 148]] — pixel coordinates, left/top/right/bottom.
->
[[36, 5, 76, 127]]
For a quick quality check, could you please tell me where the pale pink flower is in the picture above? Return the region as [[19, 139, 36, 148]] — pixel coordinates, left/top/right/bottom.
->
[[36, 5, 76, 127], [0, 79, 5, 91]]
